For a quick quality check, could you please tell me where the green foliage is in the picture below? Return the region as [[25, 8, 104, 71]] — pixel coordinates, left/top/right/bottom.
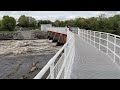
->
[[18, 15, 29, 27], [29, 17, 37, 27], [18, 15, 37, 27], [37, 20, 52, 27], [1, 16, 16, 31], [51, 14, 120, 35], [0, 20, 2, 30], [1, 13, 120, 35]]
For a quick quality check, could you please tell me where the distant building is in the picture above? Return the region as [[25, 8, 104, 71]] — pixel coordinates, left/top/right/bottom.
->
[[41, 24, 52, 32]]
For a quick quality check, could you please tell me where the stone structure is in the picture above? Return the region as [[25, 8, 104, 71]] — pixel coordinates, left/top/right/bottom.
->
[[41, 24, 52, 32], [0, 30, 47, 40]]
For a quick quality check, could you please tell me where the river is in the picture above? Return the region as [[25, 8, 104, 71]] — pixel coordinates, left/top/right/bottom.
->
[[0, 39, 62, 79]]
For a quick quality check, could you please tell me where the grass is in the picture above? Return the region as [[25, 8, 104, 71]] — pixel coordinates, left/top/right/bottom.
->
[[0, 30, 16, 34], [33, 29, 41, 32]]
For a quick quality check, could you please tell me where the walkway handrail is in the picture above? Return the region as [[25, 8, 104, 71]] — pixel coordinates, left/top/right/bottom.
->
[[34, 29, 74, 79], [78, 28, 120, 67]]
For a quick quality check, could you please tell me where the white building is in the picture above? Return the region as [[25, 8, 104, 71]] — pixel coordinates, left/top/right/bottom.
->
[[41, 24, 52, 32]]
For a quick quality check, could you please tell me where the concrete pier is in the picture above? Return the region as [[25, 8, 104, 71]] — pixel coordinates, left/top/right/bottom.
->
[[47, 31, 67, 46], [52, 33, 59, 42]]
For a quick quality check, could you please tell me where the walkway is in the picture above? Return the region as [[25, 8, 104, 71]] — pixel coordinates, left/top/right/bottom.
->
[[70, 34, 120, 79]]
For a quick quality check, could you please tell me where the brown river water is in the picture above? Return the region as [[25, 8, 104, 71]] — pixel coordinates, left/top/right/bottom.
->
[[0, 39, 62, 79]]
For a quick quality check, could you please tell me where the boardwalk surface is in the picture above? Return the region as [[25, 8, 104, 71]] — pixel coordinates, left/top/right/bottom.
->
[[70, 34, 120, 79]]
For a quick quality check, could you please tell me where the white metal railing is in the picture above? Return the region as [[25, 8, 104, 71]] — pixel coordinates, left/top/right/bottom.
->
[[34, 29, 75, 79], [78, 28, 120, 67], [70, 27, 79, 34]]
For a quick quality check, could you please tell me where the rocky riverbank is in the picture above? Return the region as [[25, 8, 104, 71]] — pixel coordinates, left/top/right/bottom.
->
[[0, 30, 47, 40]]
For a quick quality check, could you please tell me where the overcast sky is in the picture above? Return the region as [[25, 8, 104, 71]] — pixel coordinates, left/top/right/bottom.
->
[[0, 11, 120, 21]]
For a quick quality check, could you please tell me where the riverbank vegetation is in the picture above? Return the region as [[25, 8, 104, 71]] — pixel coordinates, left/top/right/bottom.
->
[[0, 16, 16, 31], [1, 13, 120, 35]]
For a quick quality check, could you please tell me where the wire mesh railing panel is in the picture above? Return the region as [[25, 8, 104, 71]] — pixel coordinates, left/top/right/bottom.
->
[[88, 34, 91, 39], [101, 33, 107, 39], [54, 54, 64, 78], [91, 31, 94, 36], [46, 54, 64, 79], [59, 69, 65, 79], [71, 27, 78, 34], [46, 74, 51, 79], [115, 55, 120, 66], [100, 39, 107, 47], [116, 37, 120, 46], [100, 45, 107, 53], [46, 33, 75, 79], [91, 41, 94, 46], [108, 49, 114, 60], [88, 30, 90, 35], [108, 41, 114, 52], [108, 34, 114, 43], [91, 36, 94, 41], [95, 37, 99, 43], [95, 42, 99, 49], [95, 32, 100, 37], [115, 46, 120, 57]]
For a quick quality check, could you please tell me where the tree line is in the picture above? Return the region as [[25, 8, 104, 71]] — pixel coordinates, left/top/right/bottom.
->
[[52, 14, 120, 35], [1, 14, 120, 35]]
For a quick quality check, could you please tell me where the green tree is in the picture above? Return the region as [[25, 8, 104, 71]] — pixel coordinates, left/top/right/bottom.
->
[[0, 20, 2, 30], [29, 17, 37, 27], [113, 21, 120, 35], [38, 20, 52, 27], [18, 15, 29, 27], [1, 16, 16, 31]]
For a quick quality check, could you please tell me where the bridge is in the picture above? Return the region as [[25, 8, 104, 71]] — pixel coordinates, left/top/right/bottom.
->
[[34, 26, 120, 79]]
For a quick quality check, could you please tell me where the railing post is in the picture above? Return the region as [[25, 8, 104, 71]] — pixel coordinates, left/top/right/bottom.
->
[[78, 28, 80, 36], [81, 29, 82, 39], [87, 30, 89, 42], [67, 28, 70, 41], [106, 33, 109, 54], [64, 45, 67, 78], [83, 29, 84, 40], [84, 29, 85, 40], [82, 29, 83, 39], [114, 35, 116, 62], [90, 30, 92, 44], [85, 30, 87, 41], [99, 32, 101, 50], [94, 31, 95, 47], [50, 63, 54, 79]]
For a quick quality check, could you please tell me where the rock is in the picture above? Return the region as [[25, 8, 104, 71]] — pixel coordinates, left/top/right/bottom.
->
[[0, 30, 47, 40], [30, 66, 37, 72], [21, 75, 28, 79], [29, 61, 39, 73]]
